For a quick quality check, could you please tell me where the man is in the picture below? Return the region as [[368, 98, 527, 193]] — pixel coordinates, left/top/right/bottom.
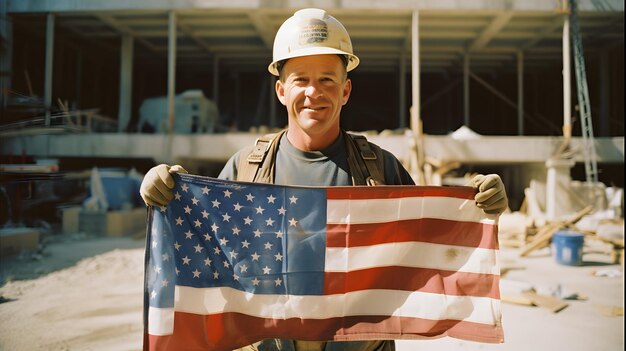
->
[[140, 8, 507, 351]]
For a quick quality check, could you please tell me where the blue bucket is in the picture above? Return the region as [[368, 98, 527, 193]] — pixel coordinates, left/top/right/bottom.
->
[[552, 230, 585, 266]]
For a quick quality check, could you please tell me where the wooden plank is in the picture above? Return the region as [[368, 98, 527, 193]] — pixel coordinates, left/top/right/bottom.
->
[[523, 291, 569, 313]]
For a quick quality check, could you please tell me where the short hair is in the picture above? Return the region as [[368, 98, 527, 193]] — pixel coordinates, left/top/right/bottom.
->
[[278, 54, 349, 81]]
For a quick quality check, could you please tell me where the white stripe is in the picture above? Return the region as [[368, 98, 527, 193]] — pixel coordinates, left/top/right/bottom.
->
[[170, 286, 500, 325], [327, 197, 497, 225], [325, 242, 499, 275], [148, 307, 174, 335]]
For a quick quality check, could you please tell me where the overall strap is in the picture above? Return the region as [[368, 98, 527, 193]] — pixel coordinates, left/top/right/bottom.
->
[[344, 131, 386, 186], [236, 129, 286, 183]]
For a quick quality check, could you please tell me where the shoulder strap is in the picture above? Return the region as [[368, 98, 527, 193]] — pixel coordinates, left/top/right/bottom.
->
[[236, 129, 286, 183], [344, 131, 386, 186]]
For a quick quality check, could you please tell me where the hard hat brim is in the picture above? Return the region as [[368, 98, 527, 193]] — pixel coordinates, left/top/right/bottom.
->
[[268, 47, 359, 76]]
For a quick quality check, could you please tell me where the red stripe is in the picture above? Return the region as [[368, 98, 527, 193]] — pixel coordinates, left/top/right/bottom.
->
[[323, 267, 500, 297], [326, 186, 476, 200], [327, 218, 498, 249], [146, 312, 503, 351]]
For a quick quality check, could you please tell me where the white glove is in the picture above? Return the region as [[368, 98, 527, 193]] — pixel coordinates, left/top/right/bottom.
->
[[139, 164, 188, 207], [468, 174, 508, 215]]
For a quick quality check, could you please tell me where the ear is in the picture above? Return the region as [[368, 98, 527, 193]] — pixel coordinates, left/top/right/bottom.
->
[[341, 79, 352, 106], [275, 79, 286, 106]]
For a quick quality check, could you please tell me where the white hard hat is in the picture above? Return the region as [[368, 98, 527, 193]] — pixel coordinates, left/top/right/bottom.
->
[[268, 8, 360, 76]]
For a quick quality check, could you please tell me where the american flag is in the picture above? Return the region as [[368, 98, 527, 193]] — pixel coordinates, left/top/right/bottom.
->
[[143, 173, 503, 350]]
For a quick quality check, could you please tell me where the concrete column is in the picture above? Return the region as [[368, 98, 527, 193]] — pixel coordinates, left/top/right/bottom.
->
[[167, 11, 177, 134], [599, 50, 610, 136], [463, 53, 470, 127], [212, 55, 219, 103], [0, 1, 12, 110], [517, 50, 524, 135], [545, 158, 575, 221], [562, 15, 571, 139], [269, 75, 276, 128], [117, 34, 134, 132], [44, 13, 55, 127], [399, 51, 406, 129]]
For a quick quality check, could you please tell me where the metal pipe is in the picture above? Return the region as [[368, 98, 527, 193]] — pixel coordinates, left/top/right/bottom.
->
[[118, 34, 133, 133], [44, 13, 55, 127]]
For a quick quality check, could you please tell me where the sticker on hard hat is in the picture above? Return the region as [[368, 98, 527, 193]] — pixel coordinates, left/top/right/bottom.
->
[[299, 19, 328, 45]]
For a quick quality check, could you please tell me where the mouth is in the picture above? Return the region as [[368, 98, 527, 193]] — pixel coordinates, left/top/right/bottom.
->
[[302, 106, 326, 111]]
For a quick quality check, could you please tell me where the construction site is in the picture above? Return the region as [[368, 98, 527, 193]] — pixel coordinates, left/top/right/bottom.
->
[[0, 0, 624, 350]]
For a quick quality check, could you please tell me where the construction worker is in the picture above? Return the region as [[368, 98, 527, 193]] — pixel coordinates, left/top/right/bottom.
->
[[140, 8, 508, 351]]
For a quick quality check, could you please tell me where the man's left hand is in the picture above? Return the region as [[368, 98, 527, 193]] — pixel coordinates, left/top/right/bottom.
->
[[468, 174, 508, 215]]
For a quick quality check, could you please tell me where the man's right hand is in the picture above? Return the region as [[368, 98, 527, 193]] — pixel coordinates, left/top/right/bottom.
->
[[139, 164, 188, 207]]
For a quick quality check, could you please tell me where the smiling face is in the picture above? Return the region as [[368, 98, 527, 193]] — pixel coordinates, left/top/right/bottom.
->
[[275, 54, 352, 151]]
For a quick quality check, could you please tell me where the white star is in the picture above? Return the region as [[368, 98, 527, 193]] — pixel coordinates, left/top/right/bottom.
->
[[252, 277, 260, 286], [253, 229, 262, 237], [184, 205, 192, 214], [262, 266, 271, 274], [267, 194, 276, 203], [181, 183, 189, 192], [255, 206, 265, 214], [265, 218, 275, 226], [233, 274, 240, 281], [211, 199, 221, 208], [289, 195, 298, 204], [175, 267, 180, 275], [240, 264, 248, 273], [159, 206, 167, 212], [289, 218, 298, 227], [229, 250, 238, 259], [232, 226, 241, 235], [174, 192, 182, 201], [219, 237, 229, 246], [162, 253, 170, 261], [275, 230, 284, 238], [241, 240, 251, 248], [174, 242, 181, 251], [191, 197, 200, 205], [264, 242, 273, 250], [153, 265, 161, 274], [152, 240, 157, 248], [251, 252, 260, 261], [223, 189, 233, 198], [203, 233, 211, 241], [194, 219, 202, 228], [204, 257, 212, 266], [274, 252, 283, 261], [211, 223, 219, 233], [151, 290, 157, 299], [175, 217, 184, 226], [223, 260, 230, 268], [201, 186, 210, 195], [213, 247, 222, 255], [201, 210, 209, 218], [274, 277, 282, 286], [192, 269, 201, 278], [233, 203, 243, 211], [161, 279, 169, 287], [185, 230, 194, 239], [182, 256, 191, 265], [194, 244, 204, 253], [246, 193, 255, 202], [278, 207, 286, 215], [243, 216, 253, 225], [222, 213, 231, 222], [213, 271, 219, 279]]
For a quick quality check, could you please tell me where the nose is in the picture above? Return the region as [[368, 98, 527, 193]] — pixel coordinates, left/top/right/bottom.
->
[[304, 83, 322, 99]]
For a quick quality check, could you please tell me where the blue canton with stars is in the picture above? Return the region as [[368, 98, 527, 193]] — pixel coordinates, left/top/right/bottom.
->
[[146, 174, 328, 308]]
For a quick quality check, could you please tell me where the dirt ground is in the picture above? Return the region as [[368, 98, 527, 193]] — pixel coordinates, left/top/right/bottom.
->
[[0, 225, 623, 351]]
